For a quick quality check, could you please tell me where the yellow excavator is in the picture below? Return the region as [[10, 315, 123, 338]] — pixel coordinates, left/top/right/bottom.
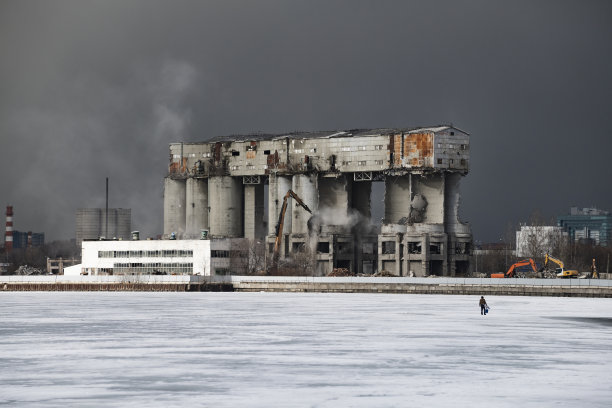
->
[[269, 190, 312, 273], [543, 253, 578, 278]]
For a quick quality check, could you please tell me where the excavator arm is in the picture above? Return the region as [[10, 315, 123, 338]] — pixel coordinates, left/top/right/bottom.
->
[[272, 190, 312, 266], [505, 258, 538, 278], [492, 258, 538, 278], [544, 253, 564, 269]]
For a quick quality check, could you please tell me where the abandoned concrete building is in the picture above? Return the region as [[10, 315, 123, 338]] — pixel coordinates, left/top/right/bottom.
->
[[163, 126, 472, 276]]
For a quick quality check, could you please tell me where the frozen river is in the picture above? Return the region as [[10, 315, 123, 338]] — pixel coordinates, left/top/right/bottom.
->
[[1, 292, 611, 407]]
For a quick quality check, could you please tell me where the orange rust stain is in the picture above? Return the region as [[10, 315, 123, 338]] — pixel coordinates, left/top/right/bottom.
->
[[392, 134, 403, 165], [169, 157, 188, 174], [267, 150, 280, 168], [404, 132, 433, 161], [246, 151, 256, 160]]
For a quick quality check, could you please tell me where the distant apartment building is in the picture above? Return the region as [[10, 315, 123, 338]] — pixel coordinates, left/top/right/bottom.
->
[[515, 225, 567, 258], [11, 231, 45, 249], [76, 208, 131, 245], [557, 207, 612, 246]]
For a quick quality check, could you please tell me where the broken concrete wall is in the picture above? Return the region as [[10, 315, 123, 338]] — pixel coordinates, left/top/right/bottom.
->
[[291, 174, 318, 235], [384, 176, 411, 224], [444, 172, 470, 234], [411, 173, 444, 224]]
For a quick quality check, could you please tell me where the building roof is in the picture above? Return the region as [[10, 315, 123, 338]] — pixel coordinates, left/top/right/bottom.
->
[[203, 125, 468, 143]]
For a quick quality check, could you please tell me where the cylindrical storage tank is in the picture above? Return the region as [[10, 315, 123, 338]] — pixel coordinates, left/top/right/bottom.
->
[[384, 175, 411, 224], [163, 177, 186, 237], [185, 177, 209, 238], [444, 172, 461, 233], [268, 174, 293, 236], [208, 176, 243, 237], [291, 174, 318, 234]]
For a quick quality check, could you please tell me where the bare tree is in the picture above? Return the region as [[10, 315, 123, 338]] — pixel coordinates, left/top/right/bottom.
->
[[228, 239, 249, 275], [246, 239, 266, 275], [270, 243, 316, 276]]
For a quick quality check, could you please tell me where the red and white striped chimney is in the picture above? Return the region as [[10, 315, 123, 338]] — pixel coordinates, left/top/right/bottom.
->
[[5, 206, 13, 252]]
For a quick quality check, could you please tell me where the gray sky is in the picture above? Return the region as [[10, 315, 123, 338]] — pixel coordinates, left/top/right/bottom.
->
[[1, 0, 611, 243]]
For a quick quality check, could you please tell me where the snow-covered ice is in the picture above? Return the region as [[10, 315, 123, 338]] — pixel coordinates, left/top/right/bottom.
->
[[0, 292, 611, 407]]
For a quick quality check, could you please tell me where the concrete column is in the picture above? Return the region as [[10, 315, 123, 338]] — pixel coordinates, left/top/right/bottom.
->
[[163, 177, 186, 237], [384, 175, 411, 224], [412, 173, 445, 224], [185, 178, 209, 238], [291, 174, 318, 234], [208, 176, 243, 237], [268, 174, 293, 236], [244, 184, 265, 240]]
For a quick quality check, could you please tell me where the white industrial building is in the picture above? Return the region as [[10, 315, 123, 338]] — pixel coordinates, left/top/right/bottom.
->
[[77, 239, 210, 276], [515, 225, 568, 258]]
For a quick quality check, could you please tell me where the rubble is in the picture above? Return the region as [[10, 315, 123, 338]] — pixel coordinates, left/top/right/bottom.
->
[[15, 265, 44, 275], [327, 268, 354, 277]]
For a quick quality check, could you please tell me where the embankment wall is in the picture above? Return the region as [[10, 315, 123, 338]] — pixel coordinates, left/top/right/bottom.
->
[[1, 276, 611, 297]]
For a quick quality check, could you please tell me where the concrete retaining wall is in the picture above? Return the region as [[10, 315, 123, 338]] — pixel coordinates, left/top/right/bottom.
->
[[1, 276, 611, 297], [0, 275, 232, 292]]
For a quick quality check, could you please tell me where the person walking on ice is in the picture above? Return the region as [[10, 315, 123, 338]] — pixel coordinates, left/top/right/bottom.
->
[[479, 296, 489, 315]]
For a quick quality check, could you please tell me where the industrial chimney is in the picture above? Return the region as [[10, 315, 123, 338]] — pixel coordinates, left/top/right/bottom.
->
[[5, 206, 13, 252]]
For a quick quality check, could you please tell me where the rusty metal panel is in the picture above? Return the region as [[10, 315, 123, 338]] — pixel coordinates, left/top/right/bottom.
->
[[392, 133, 403, 166], [404, 132, 433, 167], [214, 143, 222, 162], [266, 150, 286, 173], [169, 158, 188, 174]]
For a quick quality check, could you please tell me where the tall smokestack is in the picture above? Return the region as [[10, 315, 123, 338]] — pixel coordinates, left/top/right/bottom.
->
[[5, 206, 13, 252]]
